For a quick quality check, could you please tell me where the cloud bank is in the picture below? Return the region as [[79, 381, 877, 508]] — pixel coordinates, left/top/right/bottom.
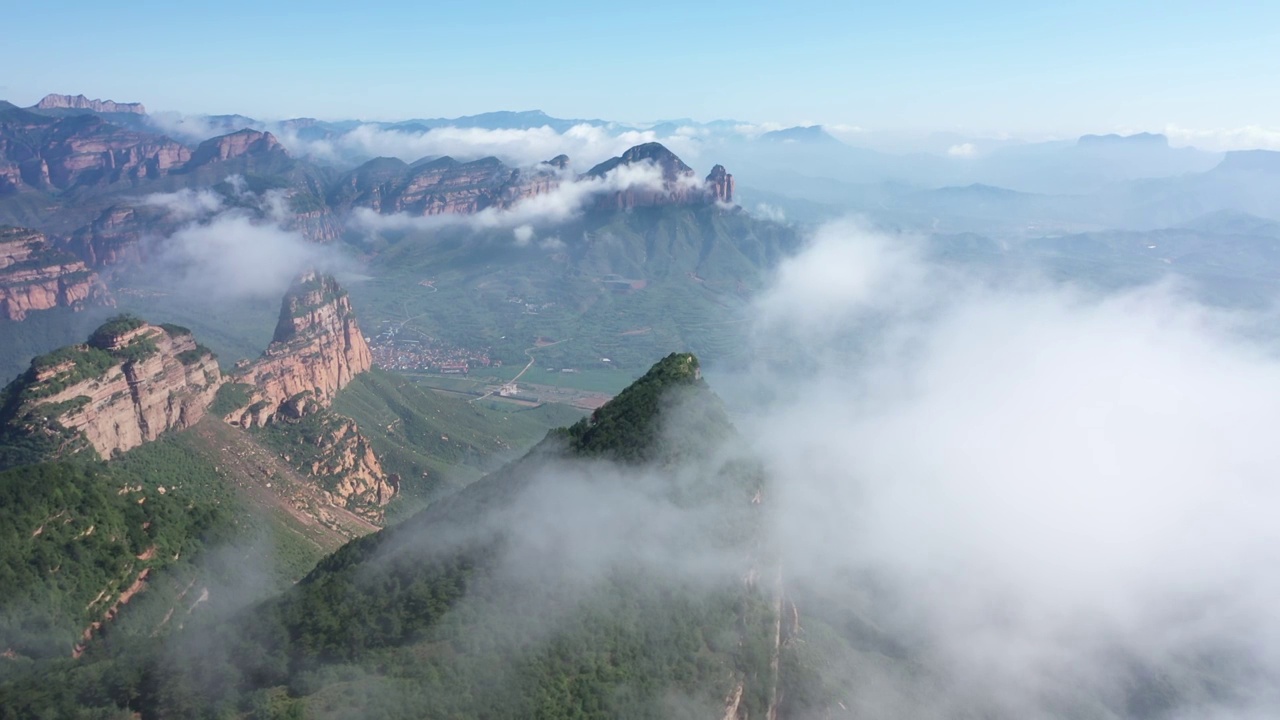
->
[[731, 219, 1280, 717], [1165, 124, 1280, 152], [138, 180, 348, 300], [279, 123, 705, 169]]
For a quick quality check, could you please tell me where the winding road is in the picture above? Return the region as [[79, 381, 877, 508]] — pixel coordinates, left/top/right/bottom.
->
[[470, 338, 571, 404]]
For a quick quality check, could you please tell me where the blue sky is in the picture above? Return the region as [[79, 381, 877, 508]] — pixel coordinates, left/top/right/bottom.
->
[[4, 0, 1278, 136]]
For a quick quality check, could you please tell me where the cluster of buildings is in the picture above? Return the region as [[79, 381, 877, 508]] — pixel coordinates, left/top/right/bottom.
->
[[369, 325, 496, 374]]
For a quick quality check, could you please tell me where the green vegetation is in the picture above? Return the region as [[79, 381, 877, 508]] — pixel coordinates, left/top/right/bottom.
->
[[349, 205, 799, 373], [332, 368, 583, 506], [0, 439, 236, 661], [19, 344, 116, 401], [555, 352, 723, 463], [86, 314, 146, 349], [175, 344, 214, 366], [210, 381, 255, 417], [0, 353, 779, 719]]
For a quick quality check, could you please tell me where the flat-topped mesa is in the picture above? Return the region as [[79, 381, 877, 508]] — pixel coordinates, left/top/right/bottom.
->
[[585, 142, 734, 210], [0, 227, 110, 320], [187, 129, 286, 167], [228, 272, 372, 428], [0, 317, 221, 460], [35, 93, 147, 115]]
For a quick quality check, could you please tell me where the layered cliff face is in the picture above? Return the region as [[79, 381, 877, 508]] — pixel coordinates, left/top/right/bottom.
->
[[329, 155, 563, 215], [0, 106, 190, 192], [34, 94, 147, 115], [227, 272, 372, 428], [330, 143, 734, 219], [0, 227, 109, 320], [68, 206, 157, 267], [0, 106, 295, 197], [0, 318, 221, 460], [223, 272, 396, 514], [186, 129, 287, 168]]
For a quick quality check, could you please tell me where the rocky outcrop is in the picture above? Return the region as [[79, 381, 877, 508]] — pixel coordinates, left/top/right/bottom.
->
[[186, 129, 286, 168], [1, 319, 221, 459], [286, 207, 344, 243], [0, 227, 109, 320], [329, 155, 562, 215], [0, 107, 293, 197], [706, 164, 735, 204], [586, 142, 730, 210], [226, 272, 372, 428], [35, 94, 147, 115], [281, 414, 398, 520], [0, 106, 189, 192], [222, 272, 397, 515], [67, 205, 171, 267], [334, 143, 734, 219]]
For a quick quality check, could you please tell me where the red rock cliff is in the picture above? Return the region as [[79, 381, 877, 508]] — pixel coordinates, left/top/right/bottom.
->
[[228, 272, 372, 427], [4, 320, 222, 459], [0, 110, 189, 191], [187, 129, 285, 167], [0, 227, 110, 320]]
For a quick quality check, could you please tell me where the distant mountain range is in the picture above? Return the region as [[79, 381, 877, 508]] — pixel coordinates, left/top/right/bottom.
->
[[6, 90, 1280, 377]]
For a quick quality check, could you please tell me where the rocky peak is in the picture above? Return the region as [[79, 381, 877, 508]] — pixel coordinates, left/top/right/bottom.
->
[[188, 129, 285, 167], [586, 142, 695, 183], [544, 154, 570, 170], [584, 143, 735, 211], [0, 317, 221, 461], [228, 272, 372, 427], [706, 164, 734, 204], [35, 94, 147, 115]]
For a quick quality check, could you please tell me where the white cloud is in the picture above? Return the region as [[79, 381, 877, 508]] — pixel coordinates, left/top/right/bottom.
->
[[278, 123, 704, 170], [1165, 124, 1280, 152], [947, 141, 978, 158], [512, 224, 535, 246], [752, 203, 786, 222], [147, 111, 263, 144], [138, 188, 347, 300], [729, 219, 1280, 717], [139, 187, 223, 220], [351, 160, 673, 236]]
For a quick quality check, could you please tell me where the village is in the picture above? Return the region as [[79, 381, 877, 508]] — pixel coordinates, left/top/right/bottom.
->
[[368, 323, 496, 374]]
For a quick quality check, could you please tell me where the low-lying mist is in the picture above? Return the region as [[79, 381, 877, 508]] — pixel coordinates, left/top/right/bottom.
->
[[134, 217, 1280, 718], [136, 181, 353, 301], [730, 219, 1280, 717]]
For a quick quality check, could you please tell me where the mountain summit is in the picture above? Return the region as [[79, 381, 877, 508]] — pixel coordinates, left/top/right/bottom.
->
[[34, 93, 147, 115], [586, 142, 735, 209]]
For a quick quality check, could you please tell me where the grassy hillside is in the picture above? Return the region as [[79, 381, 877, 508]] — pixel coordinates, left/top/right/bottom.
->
[[0, 353, 781, 719], [331, 368, 583, 507]]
